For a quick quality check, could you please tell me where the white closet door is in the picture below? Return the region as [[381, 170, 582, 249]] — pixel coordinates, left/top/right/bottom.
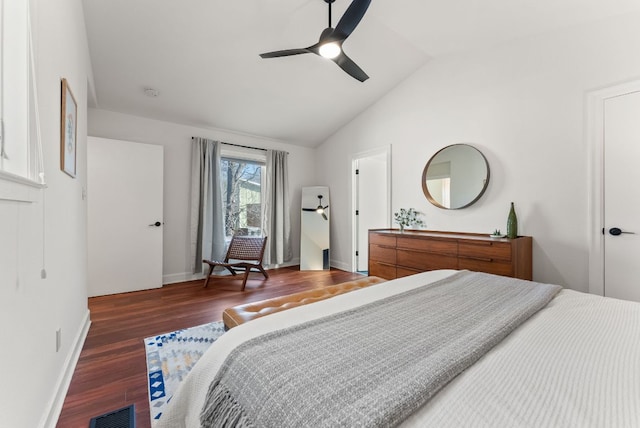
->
[[87, 137, 164, 296]]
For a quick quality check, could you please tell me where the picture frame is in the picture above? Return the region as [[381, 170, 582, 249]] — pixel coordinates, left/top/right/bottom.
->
[[60, 78, 77, 178]]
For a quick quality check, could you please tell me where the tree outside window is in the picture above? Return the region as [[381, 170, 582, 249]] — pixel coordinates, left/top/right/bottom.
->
[[220, 158, 263, 238]]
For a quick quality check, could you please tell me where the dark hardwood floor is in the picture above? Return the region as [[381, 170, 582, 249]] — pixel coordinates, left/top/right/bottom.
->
[[56, 266, 363, 428]]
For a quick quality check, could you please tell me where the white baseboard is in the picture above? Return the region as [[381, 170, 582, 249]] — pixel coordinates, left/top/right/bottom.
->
[[163, 271, 203, 285], [40, 309, 91, 428], [330, 259, 352, 272], [267, 258, 300, 270]]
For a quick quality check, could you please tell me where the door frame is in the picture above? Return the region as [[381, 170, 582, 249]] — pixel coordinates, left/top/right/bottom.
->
[[587, 79, 640, 296], [350, 146, 392, 272]]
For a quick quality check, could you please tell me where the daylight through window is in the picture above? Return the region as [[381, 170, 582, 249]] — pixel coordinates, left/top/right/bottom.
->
[[220, 157, 264, 239]]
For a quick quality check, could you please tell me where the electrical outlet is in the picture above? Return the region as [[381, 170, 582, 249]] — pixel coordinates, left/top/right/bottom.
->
[[56, 329, 61, 352]]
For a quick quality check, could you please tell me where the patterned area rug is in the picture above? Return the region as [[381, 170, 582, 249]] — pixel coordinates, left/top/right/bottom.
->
[[144, 321, 226, 425]]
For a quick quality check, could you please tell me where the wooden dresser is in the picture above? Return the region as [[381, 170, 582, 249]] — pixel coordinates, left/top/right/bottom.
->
[[369, 229, 532, 280]]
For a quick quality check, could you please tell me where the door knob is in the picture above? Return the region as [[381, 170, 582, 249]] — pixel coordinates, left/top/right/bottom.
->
[[149, 221, 162, 227], [609, 227, 635, 236]]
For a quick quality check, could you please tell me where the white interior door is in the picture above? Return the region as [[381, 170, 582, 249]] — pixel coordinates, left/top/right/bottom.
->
[[604, 91, 640, 302], [354, 149, 390, 272], [87, 137, 164, 297]]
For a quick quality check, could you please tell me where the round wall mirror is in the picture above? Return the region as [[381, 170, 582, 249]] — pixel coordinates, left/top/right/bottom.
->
[[422, 144, 490, 209]]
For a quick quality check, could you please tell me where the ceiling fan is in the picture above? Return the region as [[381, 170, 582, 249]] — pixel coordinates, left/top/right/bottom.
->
[[259, 0, 371, 82], [302, 195, 330, 220]]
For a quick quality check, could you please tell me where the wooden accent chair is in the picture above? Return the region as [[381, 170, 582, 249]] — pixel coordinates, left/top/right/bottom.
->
[[203, 236, 269, 291]]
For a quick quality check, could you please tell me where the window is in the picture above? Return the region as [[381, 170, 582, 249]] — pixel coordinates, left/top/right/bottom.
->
[[220, 150, 265, 239], [0, 0, 44, 192]]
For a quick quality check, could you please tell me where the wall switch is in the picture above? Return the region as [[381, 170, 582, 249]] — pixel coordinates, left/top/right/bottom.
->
[[41, 269, 47, 279]]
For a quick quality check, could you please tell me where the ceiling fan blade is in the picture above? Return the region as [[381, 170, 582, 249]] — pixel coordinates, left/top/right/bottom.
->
[[260, 48, 311, 59], [323, 205, 329, 210], [322, 212, 328, 221], [332, 0, 371, 41], [333, 51, 369, 82], [302, 208, 317, 212]]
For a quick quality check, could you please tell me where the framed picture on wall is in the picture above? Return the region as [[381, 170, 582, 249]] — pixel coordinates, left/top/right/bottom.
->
[[60, 78, 77, 178]]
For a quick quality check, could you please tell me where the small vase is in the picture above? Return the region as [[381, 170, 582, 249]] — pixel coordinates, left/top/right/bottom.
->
[[399, 224, 405, 233], [507, 202, 518, 239]]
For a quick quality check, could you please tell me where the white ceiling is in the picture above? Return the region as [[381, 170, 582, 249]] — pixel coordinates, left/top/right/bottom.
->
[[82, 0, 640, 147]]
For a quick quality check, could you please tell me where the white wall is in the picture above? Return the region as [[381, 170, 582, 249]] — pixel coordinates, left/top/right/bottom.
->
[[87, 109, 317, 283], [0, 0, 92, 427], [316, 12, 640, 291]]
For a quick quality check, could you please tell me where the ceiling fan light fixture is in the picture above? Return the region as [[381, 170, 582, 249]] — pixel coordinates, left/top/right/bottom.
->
[[302, 194, 329, 220], [319, 42, 341, 59]]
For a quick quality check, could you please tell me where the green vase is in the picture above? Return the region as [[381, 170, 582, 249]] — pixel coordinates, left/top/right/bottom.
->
[[507, 202, 518, 239]]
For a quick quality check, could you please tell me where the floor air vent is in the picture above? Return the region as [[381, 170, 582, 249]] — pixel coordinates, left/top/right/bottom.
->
[[89, 404, 135, 428]]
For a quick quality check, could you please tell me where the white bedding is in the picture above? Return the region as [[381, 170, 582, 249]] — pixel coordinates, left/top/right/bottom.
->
[[157, 270, 640, 428]]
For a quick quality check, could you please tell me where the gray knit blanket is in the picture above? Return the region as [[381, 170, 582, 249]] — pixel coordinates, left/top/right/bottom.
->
[[200, 271, 561, 427]]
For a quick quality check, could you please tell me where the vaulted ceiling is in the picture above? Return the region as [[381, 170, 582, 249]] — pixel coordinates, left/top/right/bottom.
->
[[82, 0, 640, 147]]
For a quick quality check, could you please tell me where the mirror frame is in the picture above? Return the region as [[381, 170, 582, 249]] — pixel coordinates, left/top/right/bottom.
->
[[421, 144, 490, 210]]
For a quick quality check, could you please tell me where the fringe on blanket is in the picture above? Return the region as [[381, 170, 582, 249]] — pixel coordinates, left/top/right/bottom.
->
[[200, 381, 253, 428]]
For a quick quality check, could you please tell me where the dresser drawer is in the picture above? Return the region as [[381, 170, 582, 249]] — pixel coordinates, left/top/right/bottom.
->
[[396, 266, 424, 278], [458, 240, 511, 262], [370, 233, 397, 247], [397, 236, 457, 256], [369, 244, 396, 264], [458, 258, 513, 277], [396, 249, 458, 271], [369, 261, 397, 280]]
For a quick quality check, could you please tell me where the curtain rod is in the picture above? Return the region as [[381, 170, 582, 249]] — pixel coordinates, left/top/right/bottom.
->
[[191, 137, 267, 152], [191, 137, 289, 154]]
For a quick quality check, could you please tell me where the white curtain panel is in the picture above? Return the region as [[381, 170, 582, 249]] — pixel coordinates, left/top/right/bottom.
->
[[190, 137, 226, 273], [263, 150, 292, 265]]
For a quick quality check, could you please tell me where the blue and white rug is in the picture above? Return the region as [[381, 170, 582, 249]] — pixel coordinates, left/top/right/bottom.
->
[[144, 321, 226, 425]]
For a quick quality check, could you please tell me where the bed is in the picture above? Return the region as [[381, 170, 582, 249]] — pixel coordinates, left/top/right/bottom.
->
[[156, 270, 640, 427]]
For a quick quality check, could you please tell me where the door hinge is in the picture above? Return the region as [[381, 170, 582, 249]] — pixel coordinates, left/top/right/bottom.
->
[[355, 169, 359, 175], [355, 251, 359, 256], [355, 210, 359, 215]]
